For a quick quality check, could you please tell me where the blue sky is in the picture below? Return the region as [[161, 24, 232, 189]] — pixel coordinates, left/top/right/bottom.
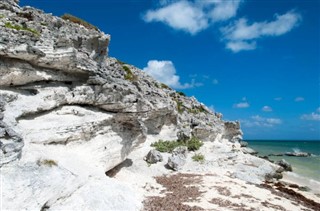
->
[[20, 0, 320, 140]]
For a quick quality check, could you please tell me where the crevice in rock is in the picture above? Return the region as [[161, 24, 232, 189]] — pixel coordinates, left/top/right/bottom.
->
[[105, 158, 133, 177]]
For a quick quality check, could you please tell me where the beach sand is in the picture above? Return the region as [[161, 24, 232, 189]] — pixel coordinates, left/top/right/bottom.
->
[[112, 126, 320, 210]]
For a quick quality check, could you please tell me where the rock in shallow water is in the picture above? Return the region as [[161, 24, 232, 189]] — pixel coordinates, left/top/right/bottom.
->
[[276, 159, 293, 172]]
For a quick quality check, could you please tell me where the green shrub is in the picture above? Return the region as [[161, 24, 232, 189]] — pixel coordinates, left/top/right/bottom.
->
[[61, 13, 98, 31], [192, 153, 205, 163], [151, 136, 203, 153], [186, 136, 203, 151], [4, 22, 39, 36], [151, 139, 183, 153], [0, 14, 4, 19], [122, 65, 137, 81], [37, 159, 58, 167]]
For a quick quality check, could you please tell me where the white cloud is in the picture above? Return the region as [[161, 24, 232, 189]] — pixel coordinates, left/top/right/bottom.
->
[[143, 60, 202, 89], [262, 105, 272, 112], [274, 97, 282, 101], [233, 102, 249, 108], [301, 108, 320, 121], [143, 0, 242, 35], [226, 41, 256, 52], [221, 11, 301, 52], [242, 115, 282, 127], [143, 1, 208, 35], [204, 0, 243, 22], [295, 97, 304, 102]]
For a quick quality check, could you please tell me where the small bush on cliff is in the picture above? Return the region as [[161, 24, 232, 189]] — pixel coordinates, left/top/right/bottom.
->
[[160, 83, 170, 89], [177, 91, 186, 97], [4, 22, 39, 36], [175, 100, 185, 114], [0, 14, 4, 19], [151, 136, 203, 153], [122, 65, 137, 81], [192, 153, 205, 163], [61, 13, 98, 31]]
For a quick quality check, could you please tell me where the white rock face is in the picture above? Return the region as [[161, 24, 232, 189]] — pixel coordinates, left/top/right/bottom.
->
[[0, 0, 245, 210]]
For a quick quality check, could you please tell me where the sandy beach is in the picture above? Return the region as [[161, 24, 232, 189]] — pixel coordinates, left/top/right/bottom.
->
[[113, 127, 320, 210]]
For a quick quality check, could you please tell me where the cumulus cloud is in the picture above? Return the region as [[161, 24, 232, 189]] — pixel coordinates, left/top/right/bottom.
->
[[301, 108, 320, 121], [221, 11, 301, 52], [143, 0, 242, 35], [143, 60, 202, 89], [262, 106, 272, 112], [295, 97, 305, 102], [242, 115, 282, 127]]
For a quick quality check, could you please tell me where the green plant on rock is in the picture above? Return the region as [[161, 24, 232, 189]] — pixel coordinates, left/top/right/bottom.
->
[[187, 105, 208, 114], [37, 159, 58, 167], [192, 153, 205, 163], [116, 59, 127, 65], [151, 136, 203, 153], [151, 139, 183, 153], [0, 14, 4, 19], [4, 22, 39, 36], [122, 65, 137, 81], [61, 13, 98, 31]]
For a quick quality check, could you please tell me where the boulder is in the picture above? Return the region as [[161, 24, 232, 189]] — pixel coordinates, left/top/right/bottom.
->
[[276, 159, 292, 171], [144, 150, 163, 164], [167, 146, 188, 171]]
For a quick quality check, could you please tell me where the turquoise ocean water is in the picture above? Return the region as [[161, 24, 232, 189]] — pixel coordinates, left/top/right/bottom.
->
[[247, 140, 320, 182]]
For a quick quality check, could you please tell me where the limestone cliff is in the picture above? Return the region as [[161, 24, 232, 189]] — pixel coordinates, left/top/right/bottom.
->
[[0, 0, 244, 209]]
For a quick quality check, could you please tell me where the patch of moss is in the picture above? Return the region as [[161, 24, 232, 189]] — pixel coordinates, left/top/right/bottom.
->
[[151, 136, 203, 153], [122, 65, 137, 81], [192, 153, 205, 163], [61, 13, 98, 31], [4, 22, 39, 36], [40, 22, 48, 26], [37, 159, 58, 167], [0, 14, 4, 19]]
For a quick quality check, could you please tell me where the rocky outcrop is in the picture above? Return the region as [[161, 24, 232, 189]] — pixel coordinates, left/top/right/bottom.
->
[[276, 159, 293, 172], [167, 146, 188, 171], [0, 0, 244, 210]]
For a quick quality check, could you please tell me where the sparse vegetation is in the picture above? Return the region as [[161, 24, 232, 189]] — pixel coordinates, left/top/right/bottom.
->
[[188, 105, 208, 114], [37, 159, 58, 167], [40, 22, 48, 26], [0, 14, 4, 19], [192, 153, 205, 163], [61, 13, 98, 31], [175, 100, 185, 114], [177, 91, 186, 97], [4, 22, 39, 36], [161, 83, 170, 89], [122, 65, 137, 81], [151, 136, 203, 153], [116, 59, 127, 65]]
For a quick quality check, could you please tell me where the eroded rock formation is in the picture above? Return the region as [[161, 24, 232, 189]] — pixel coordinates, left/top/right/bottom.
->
[[0, 0, 245, 209]]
